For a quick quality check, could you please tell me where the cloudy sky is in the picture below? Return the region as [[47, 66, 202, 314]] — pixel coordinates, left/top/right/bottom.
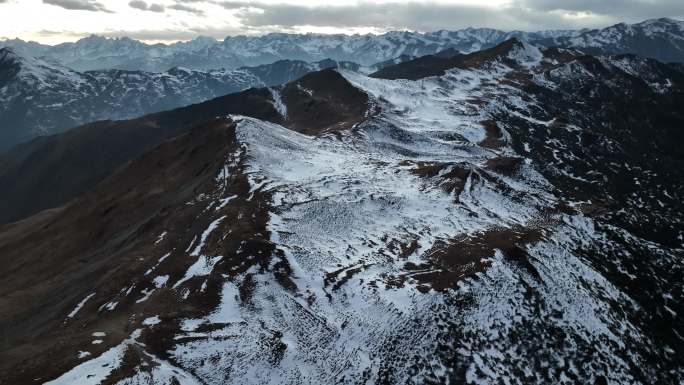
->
[[1, 0, 683, 44]]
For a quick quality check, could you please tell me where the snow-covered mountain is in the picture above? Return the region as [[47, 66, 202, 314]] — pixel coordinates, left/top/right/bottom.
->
[[1, 39, 682, 384], [0, 48, 356, 152], [3, 18, 682, 73], [536, 17, 684, 63]]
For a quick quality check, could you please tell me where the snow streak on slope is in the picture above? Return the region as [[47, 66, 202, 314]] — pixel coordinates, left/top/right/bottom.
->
[[45, 331, 141, 385], [44, 329, 204, 385]]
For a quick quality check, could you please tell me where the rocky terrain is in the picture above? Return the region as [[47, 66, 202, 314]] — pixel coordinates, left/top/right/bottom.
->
[[0, 38, 682, 384]]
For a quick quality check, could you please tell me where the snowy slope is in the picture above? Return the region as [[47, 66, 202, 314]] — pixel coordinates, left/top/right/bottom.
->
[[27, 41, 683, 385], [537, 18, 684, 62]]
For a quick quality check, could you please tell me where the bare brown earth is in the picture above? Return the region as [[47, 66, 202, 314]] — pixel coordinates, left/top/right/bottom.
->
[[485, 156, 524, 176], [279, 68, 372, 135], [478, 119, 506, 149], [405, 225, 544, 292], [399, 160, 472, 201]]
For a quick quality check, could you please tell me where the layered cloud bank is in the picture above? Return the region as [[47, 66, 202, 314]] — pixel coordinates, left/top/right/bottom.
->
[[0, 0, 683, 44]]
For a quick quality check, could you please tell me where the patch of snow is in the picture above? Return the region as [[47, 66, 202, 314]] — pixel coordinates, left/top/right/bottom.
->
[[206, 282, 242, 324], [154, 231, 167, 245], [508, 40, 543, 67], [115, 350, 204, 385], [189, 215, 227, 257], [173, 256, 223, 289], [66, 292, 96, 319], [136, 275, 169, 303], [142, 316, 161, 326], [144, 252, 171, 276], [216, 195, 237, 211], [98, 301, 117, 311], [269, 87, 287, 118], [44, 330, 147, 385]]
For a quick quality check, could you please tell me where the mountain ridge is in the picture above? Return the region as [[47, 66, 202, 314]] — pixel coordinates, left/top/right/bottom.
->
[[0, 48, 361, 152], [0, 68, 371, 225], [1, 37, 682, 383], [2, 18, 683, 72]]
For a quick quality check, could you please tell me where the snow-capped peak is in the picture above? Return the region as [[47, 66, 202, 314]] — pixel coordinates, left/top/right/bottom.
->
[[507, 39, 543, 67], [2, 18, 684, 72], [0, 47, 85, 87]]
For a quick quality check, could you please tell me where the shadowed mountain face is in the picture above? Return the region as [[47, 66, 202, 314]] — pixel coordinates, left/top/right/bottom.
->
[[0, 40, 683, 385], [0, 69, 370, 226]]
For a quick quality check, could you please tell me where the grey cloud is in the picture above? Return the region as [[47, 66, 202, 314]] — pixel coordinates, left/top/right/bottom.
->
[[523, 0, 684, 19], [45, 0, 684, 43], [99, 25, 245, 41], [129, 0, 147, 10], [129, 0, 165, 12], [214, 0, 683, 32], [36, 29, 91, 38], [217, 1, 252, 10], [43, 0, 112, 13], [168, 3, 205, 15], [227, 2, 560, 31]]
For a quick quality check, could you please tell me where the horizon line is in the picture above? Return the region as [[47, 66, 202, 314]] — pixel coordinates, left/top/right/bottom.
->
[[1, 17, 681, 47]]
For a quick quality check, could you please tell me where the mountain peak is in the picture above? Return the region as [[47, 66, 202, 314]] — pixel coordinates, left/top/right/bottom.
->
[[0, 47, 38, 72], [458, 37, 541, 68], [0, 47, 88, 93], [191, 35, 217, 43], [638, 17, 683, 25], [3, 18, 684, 73], [0, 47, 20, 62], [78, 34, 108, 43], [370, 38, 543, 80], [495, 37, 524, 49], [433, 47, 462, 59], [74, 34, 142, 47]]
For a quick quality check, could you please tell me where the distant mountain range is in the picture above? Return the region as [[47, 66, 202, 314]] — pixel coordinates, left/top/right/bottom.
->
[[2, 17, 684, 152], [1, 18, 683, 72], [0, 48, 358, 152]]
